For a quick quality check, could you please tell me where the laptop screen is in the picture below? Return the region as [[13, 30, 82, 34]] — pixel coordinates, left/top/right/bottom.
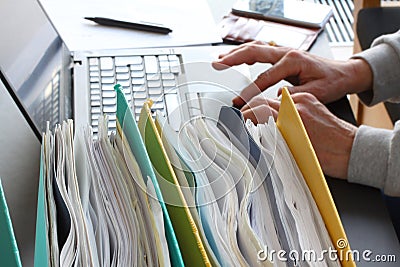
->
[[0, 0, 73, 138]]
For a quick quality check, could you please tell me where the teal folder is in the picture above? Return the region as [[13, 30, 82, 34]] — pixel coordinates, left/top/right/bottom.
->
[[34, 147, 49, 267], [0, 179, 22, 267], [114, 84, 184, 266]]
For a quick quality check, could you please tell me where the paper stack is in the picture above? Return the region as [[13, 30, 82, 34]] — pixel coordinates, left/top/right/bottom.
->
[[33, 85, 355, 266]]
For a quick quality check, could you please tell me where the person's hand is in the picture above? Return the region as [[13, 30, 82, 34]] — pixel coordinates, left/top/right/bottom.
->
[[213, 41, 373, 108], [242, 92, 357, 179]]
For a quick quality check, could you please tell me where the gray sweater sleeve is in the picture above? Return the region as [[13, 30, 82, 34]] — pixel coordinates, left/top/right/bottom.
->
[[352, 30, 400, 105], [347, 31, 400, 196]]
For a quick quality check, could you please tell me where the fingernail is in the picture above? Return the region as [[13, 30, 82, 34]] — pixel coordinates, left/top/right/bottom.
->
[[211, 61, 229, 70]]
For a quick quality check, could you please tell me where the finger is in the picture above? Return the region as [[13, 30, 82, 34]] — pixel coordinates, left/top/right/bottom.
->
[[232, 82, 263, 109], [239, 94, 269, 113], [215, 44, 291, 68], [265, 98, 280, 111], [218, 41, 265, 59], [234, 58, 299, 105], [277, 84, 325, 103], [256, 57, 303, 92], [239, 94, 278, 112], [211, 61, 231, 71], [242, 104, 278, 124]]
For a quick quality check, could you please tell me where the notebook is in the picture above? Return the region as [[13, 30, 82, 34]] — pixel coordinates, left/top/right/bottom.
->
[[0, 0, 282, 142]]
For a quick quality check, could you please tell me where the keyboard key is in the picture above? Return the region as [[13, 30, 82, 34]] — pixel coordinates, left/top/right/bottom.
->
[[106, 114, 116, 122], [132, 85, 146, 92], [89, 65, 99, 72], [90, 82, 100, 90], [116, 72, 130, 80], [159, 61, 170, 73], [91, 106, 101, 114], [147, 73, 161, 81], [163, 79, 176, 87], [91, 94, 101, 101], [148, 87, 163, 95], [116, 80, 130, 87], [103, 98, 116, 106], [90, 76, 100, 83], [101, 70, 114, 77], [130, 64, 144, 71], [115, 66, 129, 73], [89, 70, 100, 77], [91, 100, 101, 106], [100, 57, 114, 70], [91, 91, 101, 100], [147, 80, 161, 88], [132, 77, 145, 85], [133, 98, 146, 107], [133, 91, 147, 99], [149, 95, 163, 104], [170, 63, 181, 74], [168, 55, 179, 62], [161, 73, 175, 80], [101, 84, 114, 91], [144, 56, 159, 73], [103, 105, 117, 113], [115, 56, 142, 66], [131, 70, 144, 78], [158, 55, 169, 61], [89, 58, 99, 66], [101, 77, 115, 84], [102, 91, 115, 98]]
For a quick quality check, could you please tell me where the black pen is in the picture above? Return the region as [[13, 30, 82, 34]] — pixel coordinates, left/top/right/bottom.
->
[[84, 17, 172, 34]]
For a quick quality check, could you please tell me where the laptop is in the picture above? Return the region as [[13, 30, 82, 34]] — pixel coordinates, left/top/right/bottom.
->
[[0, 0, 282, 140]]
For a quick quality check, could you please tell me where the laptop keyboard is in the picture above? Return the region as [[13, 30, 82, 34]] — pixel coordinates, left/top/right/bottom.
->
[[88, 54, 181, 135]]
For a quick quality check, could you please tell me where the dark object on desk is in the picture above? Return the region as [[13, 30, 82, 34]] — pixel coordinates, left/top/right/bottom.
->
[[218, 13, 321, 51], [356, 6, 400, 242], [84, 17, 172, 34]]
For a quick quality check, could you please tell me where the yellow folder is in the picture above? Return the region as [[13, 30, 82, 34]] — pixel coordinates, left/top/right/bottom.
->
[[276, 88, 356, 267], [138, 100, 212, 267]]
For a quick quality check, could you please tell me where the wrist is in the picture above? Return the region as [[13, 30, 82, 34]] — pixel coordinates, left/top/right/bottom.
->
[[337, 122, 357, 179], [346, 58, 373, 95]]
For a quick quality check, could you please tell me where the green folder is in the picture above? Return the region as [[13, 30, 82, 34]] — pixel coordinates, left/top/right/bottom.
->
[[137, 98, 212, 267], [0, 179, 22, 267], [114, 84, 184, 267]]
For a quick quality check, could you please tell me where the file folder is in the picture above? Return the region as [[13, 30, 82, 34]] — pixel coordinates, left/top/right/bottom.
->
[[138, 99, 213, 267], [114, 85, 184, 266], [0, 179, 22, 267], [276, 88, 356, 267], [34, 149, 50, 267]]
